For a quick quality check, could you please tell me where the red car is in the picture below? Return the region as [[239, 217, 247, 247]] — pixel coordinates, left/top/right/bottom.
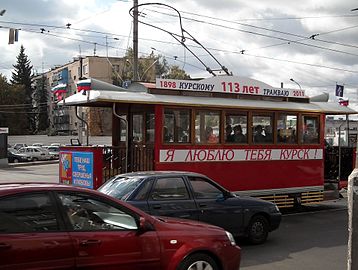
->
[[0, 183, 241, 270]]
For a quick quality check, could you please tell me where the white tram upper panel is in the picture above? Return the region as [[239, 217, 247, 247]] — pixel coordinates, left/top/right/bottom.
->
[[61, 76, 356, 115]]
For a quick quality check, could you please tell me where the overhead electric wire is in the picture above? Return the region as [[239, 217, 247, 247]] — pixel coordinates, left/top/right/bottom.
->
[[9, 23, 358, 77], [146, 7, 358, 56], [243, 53, 358, 74], [2, 14, 358, 77]]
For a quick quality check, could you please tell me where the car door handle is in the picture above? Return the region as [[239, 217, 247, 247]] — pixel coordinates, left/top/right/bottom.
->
[[152, 204, 162, 209], [0, 243, 11, 249], [43, 241, 60, 247], [199, 203, 207, 207], [80, 239, 101, 246]]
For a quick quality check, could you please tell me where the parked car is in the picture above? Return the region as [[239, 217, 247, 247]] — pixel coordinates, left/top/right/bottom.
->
[[99, 171, 282, 244], [7, 149, 32, 163], [17, 146, 52, 161], [13, 143, 28, 150], [44, 146, 60, 159], [32, 143, 44, 147], [50, 143, 63, 147], [0, 183, 241, 270]]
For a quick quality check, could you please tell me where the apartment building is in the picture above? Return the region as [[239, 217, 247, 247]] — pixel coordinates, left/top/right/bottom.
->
[[34, 56, 142, 136]]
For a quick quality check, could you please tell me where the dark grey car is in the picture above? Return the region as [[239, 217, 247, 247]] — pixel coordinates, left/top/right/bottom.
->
[[99, 171, 281, 244]]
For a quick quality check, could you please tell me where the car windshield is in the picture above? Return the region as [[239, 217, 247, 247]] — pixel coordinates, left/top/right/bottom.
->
[[99, 176, 144, 200], [8, 149, 17, 155]]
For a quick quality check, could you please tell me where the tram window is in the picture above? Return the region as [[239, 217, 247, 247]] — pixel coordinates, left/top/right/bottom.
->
[[225, 114, 247, 143], [277, 114, 297, 144], [132, 114, 143, 142], [195, 111, 220, 144], [252, 115, 273, 144], [164, 109, 190, 143], [146, 113, 155, 143], [302, 116, 319, 144]]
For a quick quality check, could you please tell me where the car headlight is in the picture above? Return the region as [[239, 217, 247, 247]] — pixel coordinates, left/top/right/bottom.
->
[[225, 231, 236, 246], [270, 204, 280, 213]]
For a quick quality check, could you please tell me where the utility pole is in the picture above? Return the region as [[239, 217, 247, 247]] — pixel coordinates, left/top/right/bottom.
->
[[133, 0, 139, 81]]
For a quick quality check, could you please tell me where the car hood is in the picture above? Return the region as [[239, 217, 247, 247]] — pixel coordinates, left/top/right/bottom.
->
[[225, 194, 277, 208]]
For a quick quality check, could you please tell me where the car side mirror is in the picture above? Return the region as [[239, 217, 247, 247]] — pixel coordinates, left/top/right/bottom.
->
[[138, 217, 154, 233], [216, 193, 226, 202]]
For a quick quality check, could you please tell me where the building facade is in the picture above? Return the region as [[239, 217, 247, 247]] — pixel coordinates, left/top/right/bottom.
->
[[34, 56, 154, 137]]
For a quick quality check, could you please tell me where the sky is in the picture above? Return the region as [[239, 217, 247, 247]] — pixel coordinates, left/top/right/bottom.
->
[[1, 0, 358, 110]]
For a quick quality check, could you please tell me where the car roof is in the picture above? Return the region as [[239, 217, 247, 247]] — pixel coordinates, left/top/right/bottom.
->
[[0, 182, 154, 218], [115, 171, 209, 178], [0, 183, 96, 196]]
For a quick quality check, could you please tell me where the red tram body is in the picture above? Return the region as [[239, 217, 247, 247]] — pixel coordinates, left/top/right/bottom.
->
[[59, 76, 356, 208]]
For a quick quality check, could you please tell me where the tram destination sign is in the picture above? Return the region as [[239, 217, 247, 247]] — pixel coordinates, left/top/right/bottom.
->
[[156, 76, 306, 99]]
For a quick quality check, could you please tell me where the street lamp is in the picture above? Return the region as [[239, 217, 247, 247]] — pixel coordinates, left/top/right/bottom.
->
[[290, 78, 302, 90]]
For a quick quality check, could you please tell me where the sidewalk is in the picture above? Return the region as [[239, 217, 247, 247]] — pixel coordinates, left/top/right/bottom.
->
[[4, 160, 59, 169]]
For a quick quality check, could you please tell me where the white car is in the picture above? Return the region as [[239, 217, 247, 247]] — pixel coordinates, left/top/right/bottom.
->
[[17, 146, 52, 161], [32, 143, 44, 147], [44, 146, 60, 160]]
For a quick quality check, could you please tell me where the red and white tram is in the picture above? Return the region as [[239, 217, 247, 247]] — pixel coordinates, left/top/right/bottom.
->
[[60, 76, 356, 208]]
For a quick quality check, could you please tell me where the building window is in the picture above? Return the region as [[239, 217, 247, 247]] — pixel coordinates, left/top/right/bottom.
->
[[83, 64, 88, 75]]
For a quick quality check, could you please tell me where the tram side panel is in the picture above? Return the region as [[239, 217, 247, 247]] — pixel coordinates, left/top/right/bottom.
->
[[156, 146, 324, 208]]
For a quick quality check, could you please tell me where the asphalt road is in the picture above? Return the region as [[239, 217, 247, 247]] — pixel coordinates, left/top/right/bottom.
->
[[240, 202, 348, 270], [0, 163, 349, 270], [0, 163, 59, 183]]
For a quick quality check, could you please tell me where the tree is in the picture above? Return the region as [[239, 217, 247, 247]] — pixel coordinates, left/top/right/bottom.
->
[[33, 75, 49, 132], [112, 48, 173, 85], [11, 45, 35, 134], [0, 74, 28, 134], [164, 65, 191, 79]]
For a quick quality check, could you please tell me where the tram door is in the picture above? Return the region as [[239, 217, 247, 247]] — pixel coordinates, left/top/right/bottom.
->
[[129, 109, 155, 172]]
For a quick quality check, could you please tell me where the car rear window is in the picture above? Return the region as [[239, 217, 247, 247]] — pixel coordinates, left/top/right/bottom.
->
[[99, 177, 144, 200]]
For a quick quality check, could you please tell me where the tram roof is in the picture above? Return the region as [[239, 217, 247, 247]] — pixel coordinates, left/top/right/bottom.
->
[[61, 88, 356, 115]]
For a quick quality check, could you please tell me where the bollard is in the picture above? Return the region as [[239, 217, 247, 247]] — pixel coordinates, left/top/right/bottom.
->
[[347, 168, 358, 270]]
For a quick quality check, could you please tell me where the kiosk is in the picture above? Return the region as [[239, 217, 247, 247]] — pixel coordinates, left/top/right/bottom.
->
[[0, 127, 8, 167]]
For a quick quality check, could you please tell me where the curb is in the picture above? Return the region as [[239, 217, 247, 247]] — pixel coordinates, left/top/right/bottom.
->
[[7, 160, 59, 168]]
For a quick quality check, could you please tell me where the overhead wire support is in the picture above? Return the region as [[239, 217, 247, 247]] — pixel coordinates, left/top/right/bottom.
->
[[129, 3, 231, 76]]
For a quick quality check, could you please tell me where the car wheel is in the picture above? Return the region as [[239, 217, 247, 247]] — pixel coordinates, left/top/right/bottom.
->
[[13, 158, 19, 163], [247, 215, 269, 244], [177, 253, 219, 270], [32, 157, 38, 161]]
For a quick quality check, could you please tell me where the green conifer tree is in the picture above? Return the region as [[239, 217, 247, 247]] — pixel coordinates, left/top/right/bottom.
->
[[33, 75, 49, 132], [11, 45, 35, 134]]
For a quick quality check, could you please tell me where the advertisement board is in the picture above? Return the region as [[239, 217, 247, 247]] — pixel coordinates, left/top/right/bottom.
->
[[59, 151, 94, 188]]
